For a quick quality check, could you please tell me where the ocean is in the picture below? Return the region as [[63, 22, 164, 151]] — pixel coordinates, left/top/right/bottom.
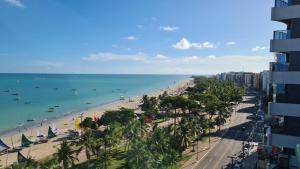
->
[[0, 74, 189, 133]]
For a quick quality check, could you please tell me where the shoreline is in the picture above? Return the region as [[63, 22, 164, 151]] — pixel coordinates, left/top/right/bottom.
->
[[0, 78, 190, 138], [0, 79, 193, 166]]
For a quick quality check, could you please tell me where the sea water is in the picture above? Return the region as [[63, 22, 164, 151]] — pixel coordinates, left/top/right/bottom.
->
[[0, 74, 189, 133]]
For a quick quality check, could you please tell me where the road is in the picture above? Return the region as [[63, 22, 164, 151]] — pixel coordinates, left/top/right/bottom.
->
[[194, 93, 257, 169]]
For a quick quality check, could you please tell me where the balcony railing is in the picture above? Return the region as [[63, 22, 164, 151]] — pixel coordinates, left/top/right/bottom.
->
[[270, 62, 289, 72], [275, 84, 285, 94], [275, 0, 290, 7], [274, 30, 291, 40], [275, 53, 286, 63]]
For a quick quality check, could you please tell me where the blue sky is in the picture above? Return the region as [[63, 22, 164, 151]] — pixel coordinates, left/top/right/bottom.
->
[[0, 0, 284, 74]]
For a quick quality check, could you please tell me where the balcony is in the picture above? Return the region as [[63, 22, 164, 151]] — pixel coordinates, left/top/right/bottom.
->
[[271, 71, 300, 84], [269, 133, 300, 149], [274, 30, 291, 40], [272, 0, 300, 22], [276, 53, 286, 63], [269, 102, 300, 117], [275, 0, 290, 8], [270, 62, 289, 72], [270, 31, 300, 52]]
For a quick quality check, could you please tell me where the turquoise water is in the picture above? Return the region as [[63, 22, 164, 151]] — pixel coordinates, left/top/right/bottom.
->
[[0, 74, 189, 132]]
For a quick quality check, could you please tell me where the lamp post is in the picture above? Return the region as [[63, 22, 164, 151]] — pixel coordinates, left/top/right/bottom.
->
[[242, 126, 246, 160]]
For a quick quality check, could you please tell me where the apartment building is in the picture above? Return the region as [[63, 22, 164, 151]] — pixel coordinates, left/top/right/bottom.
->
[[267, 0, 300, 168]]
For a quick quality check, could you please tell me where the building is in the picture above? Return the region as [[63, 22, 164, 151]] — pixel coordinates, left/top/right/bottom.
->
[[267, 0, 300, 168], [261, 70, 270, 95], [216, 72, 260, 89]]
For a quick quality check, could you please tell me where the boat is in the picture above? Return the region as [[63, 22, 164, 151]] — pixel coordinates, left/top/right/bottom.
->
[[13, 97, 20, 101], [26, 119, 35, 122], [48, 110, 54, 113], [86, 102, 92, 105], [54, 105, 60, 108], [120, 96, 125, 100], [35, 86, 40, 89]]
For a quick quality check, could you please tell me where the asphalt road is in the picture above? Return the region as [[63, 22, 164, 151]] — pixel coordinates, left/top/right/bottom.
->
[[195, 94, 257, 169]]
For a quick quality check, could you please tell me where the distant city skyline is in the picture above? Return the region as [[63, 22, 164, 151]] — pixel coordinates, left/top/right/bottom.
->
[[0, 0, 284, 74]]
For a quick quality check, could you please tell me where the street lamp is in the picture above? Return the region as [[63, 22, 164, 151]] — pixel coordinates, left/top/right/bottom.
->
[[242, 126, 246, 160]]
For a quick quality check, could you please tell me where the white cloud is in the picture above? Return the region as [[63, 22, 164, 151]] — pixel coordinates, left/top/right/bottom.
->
[[160, 26, 179, 32], [172, 38, 216, 50], [82, 52, 146, 62], [146, 55, 272, 74], [226, 41, 236, 45], [126, 36, 137, 40], [154, 54, 169, 60], [208, 55, 216, 59], [252, 46, 267, 52], [35, 61, 63, 68], [136, 25, 144, 29], [82, 52, 271, 74], [4, 0, 25, 8]]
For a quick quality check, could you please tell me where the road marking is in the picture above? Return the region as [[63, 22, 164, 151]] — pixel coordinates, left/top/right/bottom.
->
[[192, 109, 243, 169]]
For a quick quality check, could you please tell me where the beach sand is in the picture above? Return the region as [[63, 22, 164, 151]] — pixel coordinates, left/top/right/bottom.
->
[[0, 79, 193, 167]]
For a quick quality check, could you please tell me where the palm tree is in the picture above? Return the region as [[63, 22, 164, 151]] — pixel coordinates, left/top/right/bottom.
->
[[215, 101, 230, 131], [76, 129, 95, 168], [40, 157, 58, 169], [123, 120, 144, 151], [200, 93, 220, 147], [126, 140, 156, 169], [55, 140, 78, 169]]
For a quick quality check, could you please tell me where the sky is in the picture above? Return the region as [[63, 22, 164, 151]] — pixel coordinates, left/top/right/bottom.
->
[[0, 0, 285, 75]]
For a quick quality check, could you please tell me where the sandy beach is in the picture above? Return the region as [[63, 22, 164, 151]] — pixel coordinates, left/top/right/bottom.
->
[[0, 79, 193, 167]]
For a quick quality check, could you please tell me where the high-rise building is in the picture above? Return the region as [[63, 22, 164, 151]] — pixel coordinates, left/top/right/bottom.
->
[[268, 0, 300, 168]]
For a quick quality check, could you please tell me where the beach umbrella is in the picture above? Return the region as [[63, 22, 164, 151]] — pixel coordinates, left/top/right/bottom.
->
[[0, 139, 10, 153], [75, 117, 81, 130], [21, 134, 32, 147]]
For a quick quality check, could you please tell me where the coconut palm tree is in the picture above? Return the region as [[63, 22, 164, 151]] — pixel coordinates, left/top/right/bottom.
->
[[126, 140, 156, 169], [200, 93, 220, 147], [123, 120, 141, 151], [40, 157, 59, 169], [76, 129, 95, 168], [55, 140, 78, 169]]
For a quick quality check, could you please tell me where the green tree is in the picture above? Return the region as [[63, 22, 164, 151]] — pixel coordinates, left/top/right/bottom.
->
[[55, 141, 78, 169], [80, 117, 97, 129], [98, 108, 134, 126], [76, 129, 96, 168], [126, 140, 156, 169], [40, 157, 59, 169]]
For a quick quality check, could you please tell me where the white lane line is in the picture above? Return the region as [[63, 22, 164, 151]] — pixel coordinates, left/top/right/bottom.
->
[[192, 106, 244, 169]]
